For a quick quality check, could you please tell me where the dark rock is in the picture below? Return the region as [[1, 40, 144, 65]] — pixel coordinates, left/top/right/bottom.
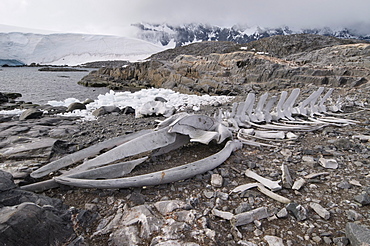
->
[[155, 96, 168, 103], [0, 202, 75, 246], [92, 107, 107, 117], [234, 202, 252, 214], [345, 222, 370, 246], [67, 102, 86, 112], [19, 108, 43, 120], [3, 92, 22, 100], [128, 192, 146, 205], [354, 191, 370, 205], [337, 180, 352, 189], [0, 170, 16, 191], [333, 237, 349, 246], [0, 92, 9, 103], [286, 202, 307, 221], [0, 189, 65, 209], [122, 106, 135, 114]]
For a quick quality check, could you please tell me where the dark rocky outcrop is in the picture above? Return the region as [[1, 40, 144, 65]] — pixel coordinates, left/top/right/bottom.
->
[[79, 36, 370, 96], [0, 170, 75, 246]]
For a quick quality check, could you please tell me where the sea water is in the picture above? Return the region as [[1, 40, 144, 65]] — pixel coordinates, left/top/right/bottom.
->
[[0, 67, 110, 105]]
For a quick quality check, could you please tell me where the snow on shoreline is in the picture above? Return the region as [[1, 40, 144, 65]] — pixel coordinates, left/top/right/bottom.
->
[[1, 88, 234, 120]]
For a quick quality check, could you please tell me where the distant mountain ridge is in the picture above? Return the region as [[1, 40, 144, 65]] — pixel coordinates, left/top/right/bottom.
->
[[133, 23, 370, 47]]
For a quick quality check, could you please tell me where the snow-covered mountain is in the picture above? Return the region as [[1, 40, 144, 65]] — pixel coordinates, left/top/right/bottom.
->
[[0, 32, 168, 66], [133, 23, 370, 47]]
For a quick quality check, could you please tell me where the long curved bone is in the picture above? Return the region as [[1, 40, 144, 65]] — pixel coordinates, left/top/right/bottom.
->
[[67, 157, 148, 179], [31, 129, 153, 178], [71, 127, 177, 173], [54, 140, 242, 189], [21, 157, 149, 192]]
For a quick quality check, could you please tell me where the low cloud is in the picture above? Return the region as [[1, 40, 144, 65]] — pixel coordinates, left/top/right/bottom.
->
[[0, 0, 369, 36]]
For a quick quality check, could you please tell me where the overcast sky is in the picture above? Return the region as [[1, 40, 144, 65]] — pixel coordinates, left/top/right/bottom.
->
[[1, 0, 370, 36]]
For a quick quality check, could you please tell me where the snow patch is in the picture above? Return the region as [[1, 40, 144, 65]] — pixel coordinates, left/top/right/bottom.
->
[[46, 88, 233, 120]]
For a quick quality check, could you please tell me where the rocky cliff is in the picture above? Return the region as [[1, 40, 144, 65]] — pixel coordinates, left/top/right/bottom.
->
[[79, 34, 370, 95]]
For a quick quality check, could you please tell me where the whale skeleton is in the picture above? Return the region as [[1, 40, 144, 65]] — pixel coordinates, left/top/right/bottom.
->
[[21, 87, 356, 192]]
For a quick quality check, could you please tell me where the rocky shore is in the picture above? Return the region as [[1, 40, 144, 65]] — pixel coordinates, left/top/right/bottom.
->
[[1, 35, 370, 245]]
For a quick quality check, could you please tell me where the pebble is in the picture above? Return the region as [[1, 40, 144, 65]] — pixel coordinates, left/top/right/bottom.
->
[[309, 202, 330, 220], [211, 174, 223, 187]]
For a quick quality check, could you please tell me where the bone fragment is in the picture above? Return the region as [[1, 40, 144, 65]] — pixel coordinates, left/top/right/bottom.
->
[[309, 202, 330, 220], [263, 96, 278, 123], [255, 92, 268, 122], [231, 183, 259, 193], [353, 134, 370, 141], [169, 124, 219, 144], [257, 184, 291, 204], [318, 88, 334, 113], [245, 169, 282, 191], [298, 87, 323, 115], [156, 112, 188, 128], [212, 208, 234, 220], [281, 164, 293, 188], [319, 158, 338, 169], [54, 140, 243, 189], [275, 91, 288, 120], [349, 180, 362, 187], [243, 93, 255, 119], [30, 129, 153, 178], [286, 132, 298, 139], [304, 172, 330, 179], [282, 88, 300, 120], [170, 114, 217, 131], [248, 121, 325, 132], [292, 178, 306, 190], [233, 207, 269, 226], [254, 130, 285, 139]]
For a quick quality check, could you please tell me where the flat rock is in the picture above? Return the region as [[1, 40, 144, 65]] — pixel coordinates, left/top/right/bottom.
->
[[264, 235, 284, 246], [345, 222, 370, 246], [154, 200, 186, 215]]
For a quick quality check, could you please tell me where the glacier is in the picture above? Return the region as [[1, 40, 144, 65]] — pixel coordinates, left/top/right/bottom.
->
[[0, 32, 169, 66]]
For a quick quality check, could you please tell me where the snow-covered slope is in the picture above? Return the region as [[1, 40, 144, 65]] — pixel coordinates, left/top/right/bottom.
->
[[0, 32, 169, 65], [133, 23, 370, 47]]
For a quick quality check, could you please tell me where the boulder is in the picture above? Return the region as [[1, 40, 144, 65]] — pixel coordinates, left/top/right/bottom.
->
[[0, 202, 74, 246], [0, 92, 9, 103], [0, 171, 77, 246], [0, 170, 16, 192], [19, 108, 43, 120], [67, 102, 86, 112]]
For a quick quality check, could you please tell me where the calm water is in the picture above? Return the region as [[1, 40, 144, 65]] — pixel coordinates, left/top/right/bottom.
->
[[0, 67, 110, 105]]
